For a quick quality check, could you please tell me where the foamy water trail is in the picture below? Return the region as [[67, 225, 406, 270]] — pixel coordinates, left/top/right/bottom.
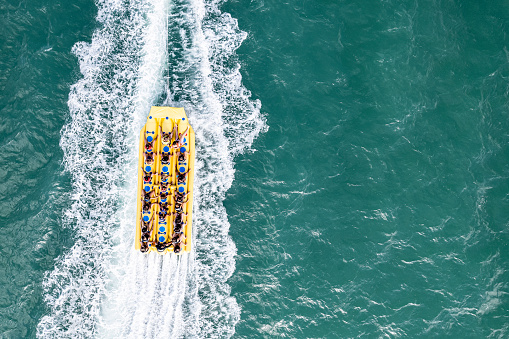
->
[[37, 0, 265, 337]]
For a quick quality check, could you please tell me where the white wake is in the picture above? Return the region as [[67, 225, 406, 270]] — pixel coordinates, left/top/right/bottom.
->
[[37, 0, 265, 338]]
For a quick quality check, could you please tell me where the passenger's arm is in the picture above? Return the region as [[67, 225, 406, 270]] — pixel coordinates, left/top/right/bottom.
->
[[179, 126, 189, 145]]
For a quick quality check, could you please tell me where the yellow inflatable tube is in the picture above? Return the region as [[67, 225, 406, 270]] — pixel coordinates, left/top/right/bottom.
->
[[135, 106, 195, 254]]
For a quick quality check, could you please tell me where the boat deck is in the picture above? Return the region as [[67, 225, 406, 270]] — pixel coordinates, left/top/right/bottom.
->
[[135, 107, 195, 254]]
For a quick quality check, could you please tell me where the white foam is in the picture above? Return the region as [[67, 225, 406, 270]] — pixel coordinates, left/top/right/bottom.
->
[[37, 0, 266, 337]]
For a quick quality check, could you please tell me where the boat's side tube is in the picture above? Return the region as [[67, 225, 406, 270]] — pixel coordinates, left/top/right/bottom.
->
[[184, 128, 195, 253]]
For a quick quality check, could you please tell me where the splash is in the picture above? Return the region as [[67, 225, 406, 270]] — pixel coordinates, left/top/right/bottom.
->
[[37, 0, 265, 337]]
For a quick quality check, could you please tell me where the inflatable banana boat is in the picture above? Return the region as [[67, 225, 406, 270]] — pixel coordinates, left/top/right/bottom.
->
[[135, 106, 195, 254]]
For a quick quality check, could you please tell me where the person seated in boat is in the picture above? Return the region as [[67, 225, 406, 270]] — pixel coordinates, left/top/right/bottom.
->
[[158, 207, 168, 220], [160, 150, 172, 165], [160, 190, 168, 202], [174, 203, 183, 213], [159, 200, 169, 212], [174, 195, 189, 205], [169, 211, 187, 218], [160, 125, 176, 144], [144, 151, 155, 165], [173, 218, 187, 229], [175, 190, 189, 198], [156, 241, 172, 252], [141, 230, 151, 242], [140, 215, 153, 233], [140, 241, 149, 253], [173, 214, 184, 226], [177, 172, 188, 184], [173, 218, 185, 232], [176, 168, 190, 184], [174, 190, 190, 202], [171, 233, 179, 245], [171, 232, 186, 245], [141, 230, 152, 242], [142, 189, 157, 209], [177, 149, 189, 162], [144, 136, 154, 152], [174, 195, 188, 204], [160, 181, 169, 193], [141, 232, 150, 242], [142, 199, 155, 213], [158, 211, 166, 220], [141, 217, 154, 242], [171, 126, 189, 149], [178, 126, 189, 145], [155, 242, 165, 252], [141, 167, 154, 183], [173, 211, 188, 222], [173, 243, 181, 253], [159, 200, 169, 213], [173, 226, 182, 235], [143, 189, 156, 202], [160, 171, 170, 182]]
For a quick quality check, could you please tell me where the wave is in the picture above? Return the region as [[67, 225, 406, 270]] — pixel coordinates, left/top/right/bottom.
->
[[37, 0, 265, 337]]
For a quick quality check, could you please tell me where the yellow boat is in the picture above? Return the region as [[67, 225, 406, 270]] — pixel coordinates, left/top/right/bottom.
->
[[135, 106, 195, 254]]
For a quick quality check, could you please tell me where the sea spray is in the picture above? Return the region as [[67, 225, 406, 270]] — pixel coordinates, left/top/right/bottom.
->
[[37, 0, 168, 337], [104, 0, 266, 336], [37, 0, 266, 337], [168, 0, 267, 336]]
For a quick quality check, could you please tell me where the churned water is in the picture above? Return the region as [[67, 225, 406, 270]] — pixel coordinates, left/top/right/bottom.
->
[[0, 0, 508, 338]]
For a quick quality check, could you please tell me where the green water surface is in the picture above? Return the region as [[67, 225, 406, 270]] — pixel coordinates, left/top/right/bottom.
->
[[225, 0, 509, 337], [1, 0, 509, 337]]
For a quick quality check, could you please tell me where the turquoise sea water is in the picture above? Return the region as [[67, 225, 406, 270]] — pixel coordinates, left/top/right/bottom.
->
[[1, 0, 508, 338]]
